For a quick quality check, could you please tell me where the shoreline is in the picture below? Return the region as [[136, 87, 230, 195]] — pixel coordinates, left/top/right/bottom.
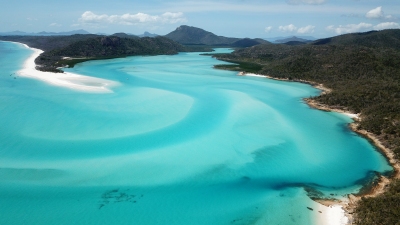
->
[[238, 71, 400, 225], [10, 41, 120, 93]]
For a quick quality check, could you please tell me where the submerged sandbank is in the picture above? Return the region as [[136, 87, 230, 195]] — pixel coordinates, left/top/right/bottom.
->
[[16, 43, 119, 93], [238, 71, 400, 225], [238, 71, 351, 225], [238, 72, 359, 119]]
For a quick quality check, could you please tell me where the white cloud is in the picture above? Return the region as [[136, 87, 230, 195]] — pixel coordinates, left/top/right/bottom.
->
[[279, 24, 297, 32], [163, 1, 366, 15], [297, 25, 315, 34], [366, 6, 384, 19], [286, 0, 326, 5], [365, 6, 395, 20], [278, 24, 315, 33], [78, 11, 187, 26], [373, 22, 400, 30], [49, 23, 62, 27], [265, 26, 273, 32], [385, 15, 395, 20], [160, 12, 188, 23], [326, 23, 373, 35]]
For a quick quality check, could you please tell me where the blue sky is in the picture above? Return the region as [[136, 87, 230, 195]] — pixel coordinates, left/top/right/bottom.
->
[[1, 0, 400, 38]]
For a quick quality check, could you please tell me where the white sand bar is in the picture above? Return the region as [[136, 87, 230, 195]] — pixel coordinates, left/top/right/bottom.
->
[[17, 44, 119, 93], [238, 71, 267, 78], [315, 203, 349, 225]]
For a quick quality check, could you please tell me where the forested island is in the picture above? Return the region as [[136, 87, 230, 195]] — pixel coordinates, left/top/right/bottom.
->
[[214, 29, 400, 225], [0, 34, 213, 73]]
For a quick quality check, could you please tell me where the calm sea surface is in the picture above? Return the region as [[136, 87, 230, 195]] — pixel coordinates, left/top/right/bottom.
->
[[0, 41, 392, 225]]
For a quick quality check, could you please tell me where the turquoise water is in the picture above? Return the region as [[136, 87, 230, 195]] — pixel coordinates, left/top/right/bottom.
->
[[0, 42, 392, 225]]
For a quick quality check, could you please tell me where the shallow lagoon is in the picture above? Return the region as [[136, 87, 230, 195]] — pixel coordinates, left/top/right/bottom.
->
[[0, 42, 392, 224]]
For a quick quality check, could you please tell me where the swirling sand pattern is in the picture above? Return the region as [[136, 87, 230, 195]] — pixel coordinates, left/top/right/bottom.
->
[[0, 45, 392, 225]]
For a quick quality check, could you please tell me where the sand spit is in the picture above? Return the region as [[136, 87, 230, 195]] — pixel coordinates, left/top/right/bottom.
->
[[16, 43, 119, 93]]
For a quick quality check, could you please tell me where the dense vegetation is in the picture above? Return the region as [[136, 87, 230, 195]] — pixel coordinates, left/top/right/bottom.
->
[[165, 25, 239, 45], [37, 36, 187, 72], [214, 29, 400, 225], [275, 36, 311, 44], [230, 38, 271, 48], [0, 34, 212, 72], [0, 25, 271, 72], [0, 34, 100, 51], [353, 179, 400, 225]]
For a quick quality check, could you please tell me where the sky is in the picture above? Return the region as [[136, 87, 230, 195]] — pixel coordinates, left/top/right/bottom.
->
[[1, 0, 400, 38]]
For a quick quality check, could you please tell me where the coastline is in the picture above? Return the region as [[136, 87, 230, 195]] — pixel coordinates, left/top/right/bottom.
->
[[238, 71, 400, 225], [10, 41, 120, 93]]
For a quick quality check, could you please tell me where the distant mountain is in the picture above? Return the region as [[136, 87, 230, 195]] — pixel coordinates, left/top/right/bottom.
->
[[264, 36, 316, 43], [275, 36, 312, 44], [231, 38, 271, 48], [165, 25, 270, 47], [47, 36, 185, 58], [0, 34, 101, 51], [282, 41, 307, 46], [138, 32, 158, 37], [111, 32, 139, 39], [0, 29, 91, 36], [165, 25, 240, 46], [0, 30, 28, 36], [36, 36, 189, 72], [312, 29, 400, 49]]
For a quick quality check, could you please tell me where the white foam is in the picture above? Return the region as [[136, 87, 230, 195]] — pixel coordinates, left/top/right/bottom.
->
[[17, 44, 119, 93]]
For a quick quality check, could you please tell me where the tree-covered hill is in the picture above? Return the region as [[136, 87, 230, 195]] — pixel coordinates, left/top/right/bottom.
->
[[0, 34, 212, 72], [165, 25, 239, 45], [214, 29, 400, 225], [0, 34, 100, 51], [165, 25, 270, 47], [34, 36, 187, 72], [312, 29, 400, 49], [231, 38, 271, 48], [47, 36, 185, 58]]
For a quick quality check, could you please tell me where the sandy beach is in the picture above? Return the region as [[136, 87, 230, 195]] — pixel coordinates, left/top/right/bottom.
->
[[16, 43, 119, 93], [238, 71, 400, 225], [315, 203, 349, 225]]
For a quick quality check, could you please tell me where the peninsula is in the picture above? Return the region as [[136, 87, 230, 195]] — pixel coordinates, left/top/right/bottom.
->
[[214, 29, 400, 225], [0, 34, 211, 73]]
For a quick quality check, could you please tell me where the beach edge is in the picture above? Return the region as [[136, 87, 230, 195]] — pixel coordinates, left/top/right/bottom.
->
[[5, 41, 120, 93], [237, 71, 400, 225]]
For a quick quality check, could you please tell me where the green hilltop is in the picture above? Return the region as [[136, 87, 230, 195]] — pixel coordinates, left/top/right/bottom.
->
[[165, 25, 269, 47], [37, 36, 188, 72], [0, 33, 212, 72]]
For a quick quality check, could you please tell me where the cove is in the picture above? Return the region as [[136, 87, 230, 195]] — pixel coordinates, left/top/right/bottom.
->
[[0, 42, 392, 225]]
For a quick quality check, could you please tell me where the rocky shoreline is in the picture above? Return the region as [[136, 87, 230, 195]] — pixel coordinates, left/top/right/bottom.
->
[[305, 88, 400, 225], [238, 71, 400, 225]]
